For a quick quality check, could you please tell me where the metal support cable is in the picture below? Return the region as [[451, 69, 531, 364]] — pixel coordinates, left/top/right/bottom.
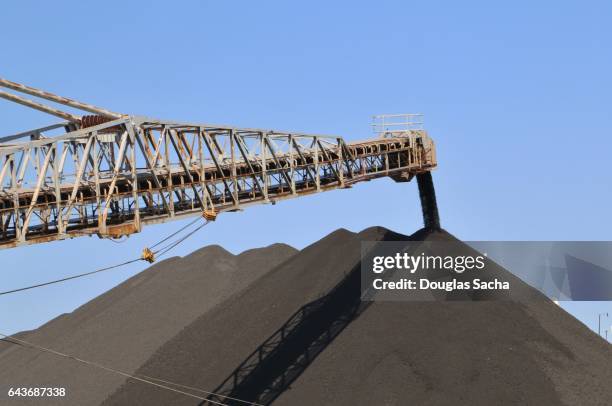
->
[[0, 259, 141, 296], [136, 375, 262, 405], [150, 216, 203, 250], [0, 218, 210, 296], [154, 220, 209, 258], [0, 332, 261, 405]]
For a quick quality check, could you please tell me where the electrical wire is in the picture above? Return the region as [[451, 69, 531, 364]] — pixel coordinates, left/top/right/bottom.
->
[[0, 332, 261, 406]]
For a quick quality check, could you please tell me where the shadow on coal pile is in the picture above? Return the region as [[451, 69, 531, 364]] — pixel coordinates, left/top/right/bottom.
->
[[202, 259, 366, 405], [203, 229, 427, 406]]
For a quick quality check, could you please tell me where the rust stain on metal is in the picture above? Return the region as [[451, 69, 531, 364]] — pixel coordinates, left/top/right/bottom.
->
[[98, 223, 139, 239]]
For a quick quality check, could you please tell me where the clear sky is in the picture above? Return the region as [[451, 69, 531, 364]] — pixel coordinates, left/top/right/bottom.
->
[[1, 1, 611, 338]]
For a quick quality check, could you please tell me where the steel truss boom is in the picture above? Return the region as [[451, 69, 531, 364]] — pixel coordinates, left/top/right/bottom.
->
[[0, 116, 436, 249], [0, 79, 436, 249]]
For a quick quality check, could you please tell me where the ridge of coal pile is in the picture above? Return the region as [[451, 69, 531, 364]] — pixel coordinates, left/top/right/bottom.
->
[[104, 227, 612, 406], [0, 242, 297, 406]]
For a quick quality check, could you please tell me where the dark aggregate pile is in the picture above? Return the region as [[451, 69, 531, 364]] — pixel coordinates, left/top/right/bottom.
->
[[2, 227, 611, 406], [103, 227, 612, 406], [0, 243, 296, 406]]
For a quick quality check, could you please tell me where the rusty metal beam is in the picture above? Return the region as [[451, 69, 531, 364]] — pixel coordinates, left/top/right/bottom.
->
[[0, 78, 122, 119], [0, 90, 81, 123], [0, 115, 436, 249]]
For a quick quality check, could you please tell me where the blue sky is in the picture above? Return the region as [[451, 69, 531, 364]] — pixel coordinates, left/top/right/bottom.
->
[[1, 1, 611, 337]]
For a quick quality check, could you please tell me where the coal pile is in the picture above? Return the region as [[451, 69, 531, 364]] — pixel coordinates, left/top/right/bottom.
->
[[2, 227, 611, 406], [102, 227, 612, 406], [0, 243, 296, 406]]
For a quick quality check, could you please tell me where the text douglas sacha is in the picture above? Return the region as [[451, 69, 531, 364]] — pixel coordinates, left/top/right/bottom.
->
[[372, 278, 510, 291]]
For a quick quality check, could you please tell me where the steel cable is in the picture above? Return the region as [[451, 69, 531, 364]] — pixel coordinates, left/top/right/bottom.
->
[[154, 220, 209, 258], [149, 216, 203, 250], [0, 259, 141, 296], [0, 332, 261, 405], [0, 217, 210, 296]]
